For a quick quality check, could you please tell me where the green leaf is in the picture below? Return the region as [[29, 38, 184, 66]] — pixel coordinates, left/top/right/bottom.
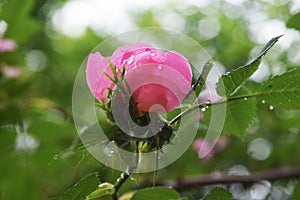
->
[[131, 187, 180, 200], [203, 87, 256, 138], [86, 182, 115, 199], [224, 88, 257, 138], [287, 12, 300, 31], [216, 35, 282, 97], [203, 187, 233, 200], [256, 69, 300, 110], [60, 173, 100, 200]]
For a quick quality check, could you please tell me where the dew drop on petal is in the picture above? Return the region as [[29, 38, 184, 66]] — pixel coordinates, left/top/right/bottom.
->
[[150, 51, 156, 57], [269, 105, 274, 110], [127, 55, 135, 64], [157, 64, 163, 70]]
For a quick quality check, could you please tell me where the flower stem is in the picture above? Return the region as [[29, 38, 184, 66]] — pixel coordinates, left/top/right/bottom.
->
[[169, 92, 260, 125], [112, 171, 131, 200]]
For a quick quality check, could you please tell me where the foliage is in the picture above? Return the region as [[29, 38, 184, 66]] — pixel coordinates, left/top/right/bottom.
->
[[203, 187, 232, 200], [1, 0, 300, 199], [287, 12, 300, 31], [60, 173, 100, 200], [130, 187, 181, 200]]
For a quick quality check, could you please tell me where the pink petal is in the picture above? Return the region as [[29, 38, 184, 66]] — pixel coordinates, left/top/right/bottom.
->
[[86, 52, 115, 102], [126, 49, 192, 112], [163, 51, 192, 84], [133, 84, 169, 112], [86, 52, 107, 94], [110, 43, 155, 66], [164, 89, 180, 111]]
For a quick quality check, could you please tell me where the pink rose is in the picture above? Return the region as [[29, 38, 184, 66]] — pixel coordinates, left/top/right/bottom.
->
[[0, 37, 16, 53], [86, 43, 192, 112]]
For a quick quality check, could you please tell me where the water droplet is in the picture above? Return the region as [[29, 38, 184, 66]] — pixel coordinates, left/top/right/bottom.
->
[[104, 143, 115, 157], [150, 51, 156, 57], [201, 107, 206, 112], [206, 100, 211, 104], [261, 100, 266, 104], [157, 64, 163, 70], [127, 55, 134, 64], [269, 105, 274, 110], [53, 154, 59, 160], [244, 97, 248, 101]]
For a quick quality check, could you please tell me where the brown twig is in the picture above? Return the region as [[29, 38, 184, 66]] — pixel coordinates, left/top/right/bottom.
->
[[158, 166, 300, 191]]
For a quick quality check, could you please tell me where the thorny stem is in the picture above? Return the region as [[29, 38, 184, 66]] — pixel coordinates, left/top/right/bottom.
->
[[112, 141, 139, 200], [112, 171, 131, 200], [169, 92, 262, 125]]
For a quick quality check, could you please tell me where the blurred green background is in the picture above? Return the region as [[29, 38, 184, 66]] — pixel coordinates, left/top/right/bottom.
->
[[1, 0, 300, 199]]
